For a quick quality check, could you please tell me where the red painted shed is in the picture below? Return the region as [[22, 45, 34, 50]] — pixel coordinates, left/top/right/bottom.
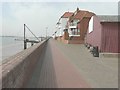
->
[[86, 15, 120, 53]]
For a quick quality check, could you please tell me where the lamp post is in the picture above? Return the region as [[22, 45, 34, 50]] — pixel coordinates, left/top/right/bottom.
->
[[56, 21, 61, 37], [55, 31, 57, 38], [46, 27, 48, 39]]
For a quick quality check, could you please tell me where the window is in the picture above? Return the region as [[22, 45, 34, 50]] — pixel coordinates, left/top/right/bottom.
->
[[71, 28, 78, 35], [89, 16, 94, 33]]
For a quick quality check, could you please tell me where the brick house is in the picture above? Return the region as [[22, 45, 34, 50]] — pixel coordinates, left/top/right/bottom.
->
[[68, 8, 95, 44], [86, 15, 120, 54], [56, 8, 94, 44]]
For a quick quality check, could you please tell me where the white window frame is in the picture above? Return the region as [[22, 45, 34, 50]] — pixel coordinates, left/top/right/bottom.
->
[[89, 16, 94, 33]]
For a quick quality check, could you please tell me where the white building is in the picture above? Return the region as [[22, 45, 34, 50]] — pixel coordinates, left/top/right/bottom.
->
[[57, 12, 73, 37]]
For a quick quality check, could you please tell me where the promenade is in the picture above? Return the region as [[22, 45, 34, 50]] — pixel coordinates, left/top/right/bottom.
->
[[25, 39, 118, 88]]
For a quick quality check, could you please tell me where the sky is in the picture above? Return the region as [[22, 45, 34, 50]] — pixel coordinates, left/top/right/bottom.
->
[[0, 1, 119, 37]]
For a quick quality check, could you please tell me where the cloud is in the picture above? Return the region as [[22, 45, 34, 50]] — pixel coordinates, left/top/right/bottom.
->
[[1, 0, 120, 2], [0, 3, 2, 36], [2, 2, 59, 37], [2, 2, 118, 37]]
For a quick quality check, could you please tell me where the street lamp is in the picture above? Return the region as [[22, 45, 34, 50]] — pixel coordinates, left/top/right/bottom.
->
[[46, 27, 48, 39]]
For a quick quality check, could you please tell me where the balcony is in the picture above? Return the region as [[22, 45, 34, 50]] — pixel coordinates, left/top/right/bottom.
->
[[69, 25, 77, 29]]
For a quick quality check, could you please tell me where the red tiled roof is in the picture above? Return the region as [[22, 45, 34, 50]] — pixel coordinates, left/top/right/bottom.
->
[[69, 10, 95, 22], [74, 10, 94, 20], [61, 12, 73, 18]]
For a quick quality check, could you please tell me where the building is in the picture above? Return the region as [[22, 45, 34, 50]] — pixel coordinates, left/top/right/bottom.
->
[[58, 8, 94, 44], [56, 12, 73, 42], [68, 8, 94, 44], [86, 15, 120, 53]]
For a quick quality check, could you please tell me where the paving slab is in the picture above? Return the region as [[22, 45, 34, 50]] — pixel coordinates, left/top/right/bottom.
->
[[26, 39, 90, 88], [25, 39, 118, 88], [54, 39, 118, 88]]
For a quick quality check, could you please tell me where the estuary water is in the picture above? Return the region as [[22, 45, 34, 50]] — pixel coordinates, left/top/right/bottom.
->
[[0, 36, 24, 61], [0, 36, 42, 61]]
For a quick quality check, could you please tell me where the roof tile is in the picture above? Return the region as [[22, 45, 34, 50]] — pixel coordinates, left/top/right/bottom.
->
[[61, 12, 73, 18]]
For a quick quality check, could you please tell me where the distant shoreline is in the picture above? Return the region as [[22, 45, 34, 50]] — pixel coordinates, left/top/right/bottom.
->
[[0, 36, 46, 38], [0, 36, 23, 38]]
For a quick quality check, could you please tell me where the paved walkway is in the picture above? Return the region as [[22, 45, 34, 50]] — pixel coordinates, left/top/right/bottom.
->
[[26, 39, 118, 88]]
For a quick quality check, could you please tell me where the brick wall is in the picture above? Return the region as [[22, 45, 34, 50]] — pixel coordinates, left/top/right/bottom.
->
[[0, 40, 48, 88], [68, 36, 84, 44], [68, 40, 84, 44]]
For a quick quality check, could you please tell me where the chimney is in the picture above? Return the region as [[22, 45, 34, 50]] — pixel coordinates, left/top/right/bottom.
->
[[77, 7, 79, 12]]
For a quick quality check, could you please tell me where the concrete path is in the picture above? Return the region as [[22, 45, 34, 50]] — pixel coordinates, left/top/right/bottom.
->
[[26, 39, 118, 88]]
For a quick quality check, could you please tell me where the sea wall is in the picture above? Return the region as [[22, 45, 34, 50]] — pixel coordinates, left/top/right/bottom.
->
[[0, 39, 48, 88]]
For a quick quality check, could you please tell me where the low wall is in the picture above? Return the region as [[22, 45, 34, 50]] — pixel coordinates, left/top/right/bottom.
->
[[68, 40, 84, 44], [0, 40, 48, 88], [99, 53, 120, 58]]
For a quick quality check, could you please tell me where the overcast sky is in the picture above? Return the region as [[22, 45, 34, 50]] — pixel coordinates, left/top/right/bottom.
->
[[1, 1, 119, 37]]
